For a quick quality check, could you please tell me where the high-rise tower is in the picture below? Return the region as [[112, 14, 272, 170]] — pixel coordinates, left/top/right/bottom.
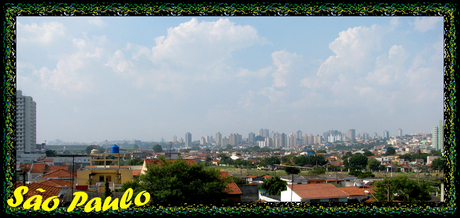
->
[[16, 90, 37, 155], [185, 132, 192, 148]]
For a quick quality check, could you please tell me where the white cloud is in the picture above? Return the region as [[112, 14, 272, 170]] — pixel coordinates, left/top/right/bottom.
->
[[88, 17, 106, 27], [413, 17, 442, 32], [18, 21, 67, 46]]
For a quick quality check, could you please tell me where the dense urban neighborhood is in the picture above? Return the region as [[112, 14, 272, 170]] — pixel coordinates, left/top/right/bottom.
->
[[13, 130, 447, 208]]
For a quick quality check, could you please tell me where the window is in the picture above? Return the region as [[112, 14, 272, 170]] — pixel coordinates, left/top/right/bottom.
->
[[310, 199, 320, 203], [106, 176, 111, 182], [99, 175, 104, 182]]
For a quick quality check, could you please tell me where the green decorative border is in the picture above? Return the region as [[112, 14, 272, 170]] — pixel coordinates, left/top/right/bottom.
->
[[2, 2, 457, 216]]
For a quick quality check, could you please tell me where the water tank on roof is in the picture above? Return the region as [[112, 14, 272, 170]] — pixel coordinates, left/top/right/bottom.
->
[[91, 149, 99, 154], [111, 144, 119, 153]]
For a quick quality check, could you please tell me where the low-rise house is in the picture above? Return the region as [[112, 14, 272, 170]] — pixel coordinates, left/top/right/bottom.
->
[[338, 185, 375, 203], [280, 183, 349, 203], [219, 170, 243, 203]]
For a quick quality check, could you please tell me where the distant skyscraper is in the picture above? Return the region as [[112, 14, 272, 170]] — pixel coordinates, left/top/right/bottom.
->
[[398, 128, 403, 137], [221, 137, 229, 147], [432, 126, 439, 150], [296, 130, 302, 140], [302, 134, 308, 146], [248, 132, 255, 143], [229, 133, 238, 146], [348, 129, 356, 142], [280, 133, 287, 147], [185, 132, 192, 148], [200, 137, 206, 145], [215, 132, 222, 146], [173, 135, 177, 143], [382, 130, 389, 140], [289, 133, 296, 148], [16, 90, 37, 155], [363, 133, 369, 141]]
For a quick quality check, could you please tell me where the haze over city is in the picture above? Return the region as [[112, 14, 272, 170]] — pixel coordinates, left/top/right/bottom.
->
[[17, 17, 443, 144]]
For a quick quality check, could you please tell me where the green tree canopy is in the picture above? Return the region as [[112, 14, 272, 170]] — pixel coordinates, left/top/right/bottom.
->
[[259, 176, 287, 195], [45, 150, 56, 157], [152, 144, 163, 152], [284, 165, 301, 175], [348, 154, 368, 170], [363, 149, 373, 156], [385, 147, 396, 155], [308, 167, 326, 175], [139, 157, 232, 205], [367, 158, 382, 171], [258, 156, 280, 167], [315, 149, 327, 154], [128, 158, 144, 165], [293, 155, 328, 166], [431, 158, 445, 170], [373, 175, 432, 203]]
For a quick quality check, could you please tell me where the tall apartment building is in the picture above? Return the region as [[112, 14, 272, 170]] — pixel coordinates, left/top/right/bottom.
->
[[432, 126, 438, 150], [185, 132, 192, 148], [16, 90, 37, 155], [248, 132, 255, 143], [215, 132, 222, 146], [348, 129, 356, 142], [296, 130, 302, 140], [289, 133, 296, 148], [398, 128, 403, 137]]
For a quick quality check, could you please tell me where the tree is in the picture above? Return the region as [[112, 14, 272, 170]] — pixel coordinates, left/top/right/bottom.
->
[[45, 150, 56, 157], [284, 165, 301, 175], [373, 175, 432, 203], [226, 144, 233, 150], [367, 158, 382, 171], [308, 167, 326, 175], [259, 176, 287, 195], [348, 154, 368, 170], [385, 147, 396, 155], [258, 156, 280, 167], [128, 158, 144, 165], [363, 149, 373, 156], [316, 149, 327, 154], [139, 157, 232, 205], [152, 144, 163, 153], [431, 158, 445, 171], [293, 155, 328, 166]]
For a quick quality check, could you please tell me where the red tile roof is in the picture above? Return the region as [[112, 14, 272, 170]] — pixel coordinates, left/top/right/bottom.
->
[[45, 165, 68, 172], [19, 163, 32, 172], [219, 170, 242, 195], [338, 185, 375, 196], [41, 169, 76, 178], [30, 163, 46, 173], [13, 183, 63, 203], [36, 179, 73, 187], [287, 183, 349, 199]]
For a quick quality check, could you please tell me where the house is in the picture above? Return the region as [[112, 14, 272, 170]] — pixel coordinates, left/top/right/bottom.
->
[[13, 182, 67, 205], [280, 174, 309, 184], [219, 170, 242, 203], [280, 183, 349, 203], [338, 185, 375, 202]]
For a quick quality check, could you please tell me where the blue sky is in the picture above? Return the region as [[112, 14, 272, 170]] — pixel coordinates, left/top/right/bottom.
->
[[17, 16, 443, 143]]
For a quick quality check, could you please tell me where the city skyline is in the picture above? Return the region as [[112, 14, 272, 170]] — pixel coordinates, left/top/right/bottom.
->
[[17, 17, 443, 143]]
